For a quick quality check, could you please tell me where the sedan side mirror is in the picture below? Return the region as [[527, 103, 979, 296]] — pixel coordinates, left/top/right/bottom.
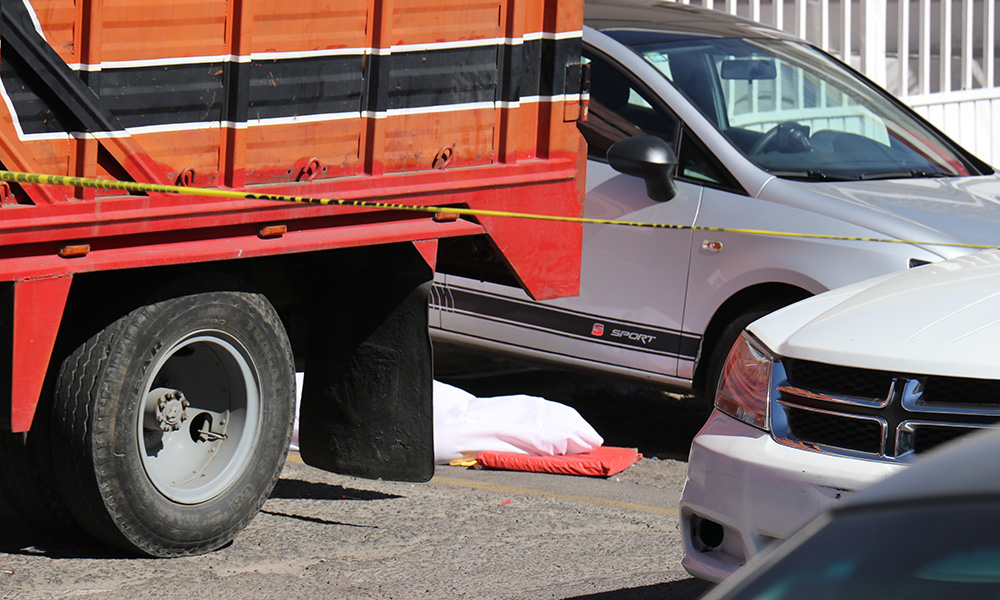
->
[[607, 135, 678, 202]]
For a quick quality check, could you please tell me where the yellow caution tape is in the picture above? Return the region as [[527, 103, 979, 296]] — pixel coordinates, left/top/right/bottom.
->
[[1, 169, 997, 250]]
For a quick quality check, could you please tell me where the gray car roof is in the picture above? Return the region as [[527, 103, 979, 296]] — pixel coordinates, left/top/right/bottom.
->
[[584, 0, 801, 41]]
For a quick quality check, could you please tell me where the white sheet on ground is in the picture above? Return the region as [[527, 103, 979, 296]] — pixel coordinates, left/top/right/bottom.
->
[[288, 375, 604, 462], [432, 381, 603, 464]]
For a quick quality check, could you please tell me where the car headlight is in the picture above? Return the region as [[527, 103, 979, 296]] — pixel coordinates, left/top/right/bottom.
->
[[715, 332, 773, 430]]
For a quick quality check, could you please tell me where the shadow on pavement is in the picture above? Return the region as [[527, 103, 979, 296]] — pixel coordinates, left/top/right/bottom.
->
[[565, 577, 715, 600], [0, 500, 134, 559], [0, 477, 401, 559], [270, 477, 401, 501]]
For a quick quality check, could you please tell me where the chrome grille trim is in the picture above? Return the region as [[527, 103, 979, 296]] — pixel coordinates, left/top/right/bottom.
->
[[900, 377, 1000, 415], [775, 384, 891, 408], [895, 420, 989, 460], [769, 357, 1000, 462], [776, 400, 888, 457]]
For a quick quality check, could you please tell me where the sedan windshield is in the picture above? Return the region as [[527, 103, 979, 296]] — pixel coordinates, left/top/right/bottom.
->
[[610, 31, 978, 179]]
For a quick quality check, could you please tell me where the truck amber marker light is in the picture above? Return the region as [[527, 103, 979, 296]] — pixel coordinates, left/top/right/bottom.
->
[[58, 244, 90, 258], [257, 224, 287, 239]]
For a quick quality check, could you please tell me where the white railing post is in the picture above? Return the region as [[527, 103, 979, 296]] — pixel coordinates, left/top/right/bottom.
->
[[841, 0, 852, 65], [821, 0, 831, 49], [898, 0, 910, 96], [986, 0, 996, 88], [940, 0, 952, 92], [961, 0, 974, 89], [861, 0, 888, 86], [919, 0, 931, 94]]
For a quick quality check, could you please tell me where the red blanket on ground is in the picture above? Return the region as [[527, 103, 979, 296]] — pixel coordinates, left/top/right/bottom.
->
[[475, 446, 642, 477]]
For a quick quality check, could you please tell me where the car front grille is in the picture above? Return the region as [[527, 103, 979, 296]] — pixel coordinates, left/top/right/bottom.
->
[[921, 375, 1000, 405], [771, 358, 1000, 460], [783, 360, 893, 400], [782, 406, 884, 454]]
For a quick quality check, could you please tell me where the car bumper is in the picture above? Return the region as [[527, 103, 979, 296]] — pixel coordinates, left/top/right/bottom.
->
[[679, 409, 904, 583]]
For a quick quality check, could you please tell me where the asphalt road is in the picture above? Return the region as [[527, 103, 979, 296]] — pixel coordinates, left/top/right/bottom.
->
[[0, 378, 717, 600]]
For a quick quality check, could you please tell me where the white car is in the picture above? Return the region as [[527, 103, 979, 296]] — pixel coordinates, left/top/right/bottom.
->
[[701, 427, 1000, 600], [680, 248, 1000, 582], [429, 0, 1000, 399]]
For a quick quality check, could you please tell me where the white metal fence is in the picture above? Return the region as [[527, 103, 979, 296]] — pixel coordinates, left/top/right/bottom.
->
[[669, 0, 1000, 167]]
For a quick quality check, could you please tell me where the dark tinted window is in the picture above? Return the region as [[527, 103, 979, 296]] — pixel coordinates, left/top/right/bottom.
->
[[579, 50, 677, 160], [580, 49, 735, 189]]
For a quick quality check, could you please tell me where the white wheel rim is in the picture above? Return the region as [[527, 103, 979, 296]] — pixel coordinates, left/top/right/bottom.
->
[[136, 330, 262, 504]]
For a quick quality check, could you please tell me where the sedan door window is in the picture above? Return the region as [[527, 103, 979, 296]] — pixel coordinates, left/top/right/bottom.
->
[[580, 51, 678, 159], [580, 50, 734, 189]]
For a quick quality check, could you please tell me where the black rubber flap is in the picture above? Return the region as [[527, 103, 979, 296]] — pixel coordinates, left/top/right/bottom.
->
[[299, 243, 435, 482]]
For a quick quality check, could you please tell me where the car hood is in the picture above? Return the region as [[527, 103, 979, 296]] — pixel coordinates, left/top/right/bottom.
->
[[749, 249, 1000, 378], [760, 174, 1000, 256]]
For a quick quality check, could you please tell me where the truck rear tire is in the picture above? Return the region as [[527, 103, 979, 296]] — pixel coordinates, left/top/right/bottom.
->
[[49, 290, 295, 557]]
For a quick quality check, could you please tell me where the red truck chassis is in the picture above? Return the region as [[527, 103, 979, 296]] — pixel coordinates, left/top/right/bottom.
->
[[0, 0, 585, 557]]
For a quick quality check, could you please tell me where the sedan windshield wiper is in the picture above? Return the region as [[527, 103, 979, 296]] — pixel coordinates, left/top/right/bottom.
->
[[771, 170, 861, 181], [859, 169, 951, 180]]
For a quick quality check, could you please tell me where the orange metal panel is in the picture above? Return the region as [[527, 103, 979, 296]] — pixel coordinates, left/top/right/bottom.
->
[[363, 0, 392, 176], [31, 140, 73, 177], [244, 122, 364, 184], [500, 0, 526, 38], [0, 127, 63, 205], [383, 109, 497, 172], [504, 100, 582, 162], [528, 0, 583, 34], [497, 104, 526, 163], [512, 103, 543, 161], [251, 1, 371, 52], [223, 0, 249, 188], [552, 0, 585, 33], [68, 137, 98, 200], [542, 100, 582, 156], [131, 130, 224, 188], [390, 0, 502, 45], [29, 1, 77, 64], [496, 0, 524, 164], [524, 0, 546, 33], [99, 0, 228, 61]]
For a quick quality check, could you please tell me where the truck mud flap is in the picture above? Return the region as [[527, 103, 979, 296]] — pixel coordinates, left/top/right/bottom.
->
[[298, 243, 435, 483]]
